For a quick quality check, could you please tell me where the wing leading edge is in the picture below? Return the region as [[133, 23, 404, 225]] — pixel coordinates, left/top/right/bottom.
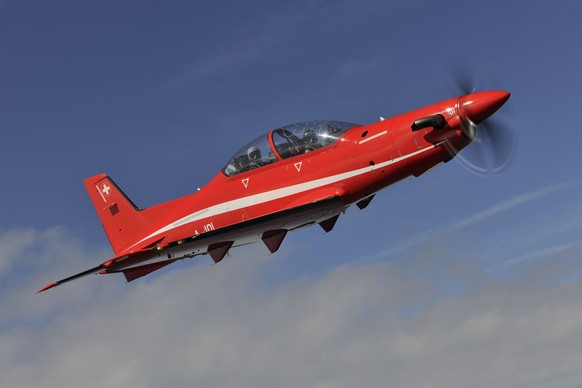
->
[[37, 264, 107, 293]]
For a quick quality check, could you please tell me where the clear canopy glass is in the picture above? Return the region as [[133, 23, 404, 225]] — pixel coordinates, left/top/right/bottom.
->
[[222, 120, 359, 177]]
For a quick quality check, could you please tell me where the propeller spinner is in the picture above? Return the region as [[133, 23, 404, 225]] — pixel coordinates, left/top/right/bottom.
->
[[454, 89, 515, 176]]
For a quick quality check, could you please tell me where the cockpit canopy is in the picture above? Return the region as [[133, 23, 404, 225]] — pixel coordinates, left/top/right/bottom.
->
[[222, 120, 359, 177]]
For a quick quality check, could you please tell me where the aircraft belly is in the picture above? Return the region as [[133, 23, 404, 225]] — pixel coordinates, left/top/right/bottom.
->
[[109, 196, 346, 272]]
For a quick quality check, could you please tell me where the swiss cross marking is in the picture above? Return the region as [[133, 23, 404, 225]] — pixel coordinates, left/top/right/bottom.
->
[[102, 183, 111, 196], [97, 182, 112, 203]]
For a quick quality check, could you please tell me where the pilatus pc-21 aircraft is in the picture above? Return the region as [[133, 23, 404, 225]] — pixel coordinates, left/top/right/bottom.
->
[[38, 90, 511, 293]]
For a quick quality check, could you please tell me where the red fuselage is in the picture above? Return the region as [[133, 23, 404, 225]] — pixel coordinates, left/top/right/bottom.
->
[[38, 90, 510, 292]]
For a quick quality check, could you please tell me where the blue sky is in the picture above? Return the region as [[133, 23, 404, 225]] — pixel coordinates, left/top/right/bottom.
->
[[2, 1, 582, 386]]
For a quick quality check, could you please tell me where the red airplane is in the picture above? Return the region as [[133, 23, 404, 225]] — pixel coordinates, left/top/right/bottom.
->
[[38, 90, 510, 293]]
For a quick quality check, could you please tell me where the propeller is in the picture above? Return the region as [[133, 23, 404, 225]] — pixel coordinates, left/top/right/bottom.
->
[[448, 72, 517, 176]]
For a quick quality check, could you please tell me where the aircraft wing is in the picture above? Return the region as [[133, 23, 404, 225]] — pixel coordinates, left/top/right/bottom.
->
[[37, 264, 107, 293], [38, 192, 346, 293], [37, 248, 158, 293]]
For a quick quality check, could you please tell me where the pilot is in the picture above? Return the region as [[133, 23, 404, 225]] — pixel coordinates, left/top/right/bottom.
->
[[247, 146, 262, 169], [224, 163, 237, 176], [323, 124, 341, 146], [303, 129, 319, 152]]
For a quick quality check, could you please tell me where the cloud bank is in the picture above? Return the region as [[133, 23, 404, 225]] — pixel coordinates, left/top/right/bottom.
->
[[2, 226, 582, 388]]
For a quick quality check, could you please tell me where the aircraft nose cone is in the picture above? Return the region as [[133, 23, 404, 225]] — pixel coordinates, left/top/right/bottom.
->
[[459, 90, 510, 125]]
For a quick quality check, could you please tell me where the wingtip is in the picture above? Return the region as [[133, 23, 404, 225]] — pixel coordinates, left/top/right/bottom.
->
[[37, 282, 58, 294]]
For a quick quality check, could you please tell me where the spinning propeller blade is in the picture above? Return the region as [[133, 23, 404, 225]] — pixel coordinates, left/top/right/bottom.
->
[[450, 71, 517, 176]]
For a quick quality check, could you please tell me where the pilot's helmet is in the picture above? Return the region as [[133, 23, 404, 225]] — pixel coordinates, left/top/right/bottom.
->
[[303, 129, 317, 144], [327, 124, 341, 134], [247, 146, 261, 161]]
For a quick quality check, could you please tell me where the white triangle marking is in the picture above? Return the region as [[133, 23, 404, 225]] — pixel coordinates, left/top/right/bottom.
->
[[242, 178, 249, 188], [294, 162, 302, 172]]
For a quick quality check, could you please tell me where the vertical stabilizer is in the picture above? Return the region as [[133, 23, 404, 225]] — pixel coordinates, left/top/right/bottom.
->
[[84, 174, 152, 255]]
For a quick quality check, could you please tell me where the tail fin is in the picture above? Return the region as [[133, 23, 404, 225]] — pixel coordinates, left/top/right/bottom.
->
[[84, 174, 153, 255]]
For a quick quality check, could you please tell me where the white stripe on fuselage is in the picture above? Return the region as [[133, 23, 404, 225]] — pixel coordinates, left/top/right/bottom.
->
[[358, 130, 387, 144], [127, 145, 437, 250]]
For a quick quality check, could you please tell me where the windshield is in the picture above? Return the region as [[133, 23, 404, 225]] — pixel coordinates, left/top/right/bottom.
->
[[222, 134, 278, 177]]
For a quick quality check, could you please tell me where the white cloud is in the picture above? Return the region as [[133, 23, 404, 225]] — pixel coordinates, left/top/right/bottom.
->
[[498, 238, 582, 268], [2, 226, 582, 387], [0, 227, 36, 277]]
